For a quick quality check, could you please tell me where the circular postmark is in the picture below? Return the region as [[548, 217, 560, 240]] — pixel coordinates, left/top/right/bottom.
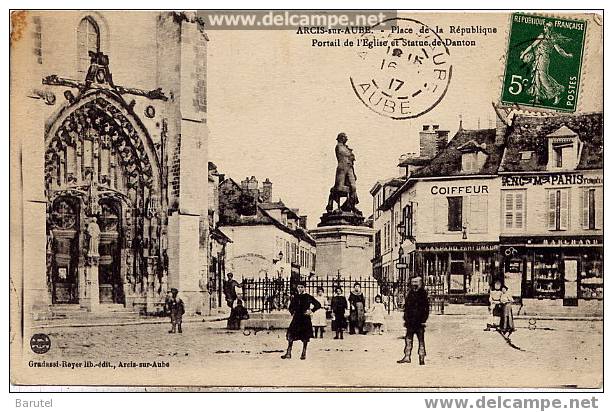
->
[[30, 333, 51, 354], [349, 17, 453, 120]]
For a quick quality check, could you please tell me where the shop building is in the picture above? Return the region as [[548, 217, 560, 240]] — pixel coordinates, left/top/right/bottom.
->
[[498, 112, 603, 314], [384, 124, 504, 302]]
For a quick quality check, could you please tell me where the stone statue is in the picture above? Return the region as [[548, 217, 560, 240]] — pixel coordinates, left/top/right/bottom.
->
[[86, 217, 101, 258], [326, 132, 360, 214]]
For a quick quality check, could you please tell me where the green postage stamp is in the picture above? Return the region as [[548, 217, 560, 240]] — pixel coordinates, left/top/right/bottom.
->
[[501, 13, 586, 112]]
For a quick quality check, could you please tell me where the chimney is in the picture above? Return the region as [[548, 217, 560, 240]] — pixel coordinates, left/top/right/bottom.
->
[[419, 124, 449, 159], [261, 178, 273, 203], [436, 130, 450, 154], [299, 215, 308, 228], [419, 125, 437, 158], [495, 112, 509, 147]]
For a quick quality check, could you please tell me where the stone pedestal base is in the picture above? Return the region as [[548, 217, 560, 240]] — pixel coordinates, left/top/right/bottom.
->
[[318, 210, 365, 227], [309, 225, 374, 279], [79, 265, 100, 312]]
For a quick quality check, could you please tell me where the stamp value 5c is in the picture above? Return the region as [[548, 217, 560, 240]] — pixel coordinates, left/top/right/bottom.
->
[[501, 13, 586, 112]]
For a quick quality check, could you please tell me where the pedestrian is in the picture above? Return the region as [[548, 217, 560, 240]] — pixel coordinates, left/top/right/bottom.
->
[[368, 294, 386, 335], [485, 279, 503, 331], [397, 277, 429, 365], [227, 299, 250, 330], [311, 287, 328, 338], [167, 288, 185, 334], [331, 287, 348, 339], [499, 286, 516, 337], [348, 282, 366, 335], [223, 272, 241, 309], [163, 290, 173, 316], [281, 281, 322, 360]]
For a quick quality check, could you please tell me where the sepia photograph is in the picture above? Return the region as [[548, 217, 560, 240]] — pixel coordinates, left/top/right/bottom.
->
[[8, 6, 604, 395]]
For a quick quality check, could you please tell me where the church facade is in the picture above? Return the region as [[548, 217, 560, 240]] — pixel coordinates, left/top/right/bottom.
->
[[11, 11, 209, 316]]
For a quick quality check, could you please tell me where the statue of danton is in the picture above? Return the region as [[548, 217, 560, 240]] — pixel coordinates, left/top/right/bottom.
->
[[326, 132, 360, 214]]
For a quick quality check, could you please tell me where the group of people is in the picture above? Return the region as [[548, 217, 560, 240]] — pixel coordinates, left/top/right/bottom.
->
[[165, 274, 515, 365], [486, 279, 516, 337], [281, 277, 430, 364]]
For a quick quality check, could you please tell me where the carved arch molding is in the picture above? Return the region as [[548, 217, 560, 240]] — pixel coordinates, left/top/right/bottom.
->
[[45, 93, 168, 300]]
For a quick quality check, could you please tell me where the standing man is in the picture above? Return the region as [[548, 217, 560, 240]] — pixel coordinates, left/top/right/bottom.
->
[[281, 281, 322, 360], [168, 288, 185, 334], [223, 273, 241, 309], [398, 277, 429, 365]]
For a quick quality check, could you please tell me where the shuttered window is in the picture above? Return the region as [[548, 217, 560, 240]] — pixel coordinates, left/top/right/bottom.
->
[[447, 197, 463, 232], [583, 187, 603, 230], [548, 189, 569, 231], [470, 195, 488, 233], [502, 190, 526, 230]]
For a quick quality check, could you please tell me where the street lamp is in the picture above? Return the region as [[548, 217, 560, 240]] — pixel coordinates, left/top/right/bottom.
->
[[272, 250, 284, 264]]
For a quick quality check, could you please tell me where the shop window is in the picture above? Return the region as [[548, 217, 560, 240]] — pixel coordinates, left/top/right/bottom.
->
[[503, 190, 526, 230], [77, 17, 100, 74], [548, 189, 569, 231], [580, 252, 603, 299], [447, 197, 463, 232], [582, 187, 603, 230], [533, 252, 563, 298]]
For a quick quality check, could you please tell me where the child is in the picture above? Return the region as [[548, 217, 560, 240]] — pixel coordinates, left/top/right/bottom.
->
[[227, 299, 249, 330], [368, 295, 386, 335], [485, 280, 503, 331], [330, 287, 348, 339], [167, 288, 185, 334], [348, 282, 366, 334], [311, 287, 328, 338]]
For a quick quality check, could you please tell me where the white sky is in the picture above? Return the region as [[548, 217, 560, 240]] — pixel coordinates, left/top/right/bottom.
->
[[207, 13, 602, 228]]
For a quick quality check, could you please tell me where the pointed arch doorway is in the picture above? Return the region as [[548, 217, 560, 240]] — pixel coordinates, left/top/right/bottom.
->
[[45, 92, 165, 310]]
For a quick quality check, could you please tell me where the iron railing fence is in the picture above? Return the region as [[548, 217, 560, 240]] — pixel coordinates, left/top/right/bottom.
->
[[240, 274, 446, 314]]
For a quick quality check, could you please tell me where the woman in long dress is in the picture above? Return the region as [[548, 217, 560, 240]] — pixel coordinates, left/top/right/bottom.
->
[[281, 282, 322, 360], [311, 287, 328, 339], [348, 282, 366, 335]]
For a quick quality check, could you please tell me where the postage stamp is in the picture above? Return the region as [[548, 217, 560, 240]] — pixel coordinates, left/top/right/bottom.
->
[[500, 13, 586, 112], [349, 17, 452, 120]]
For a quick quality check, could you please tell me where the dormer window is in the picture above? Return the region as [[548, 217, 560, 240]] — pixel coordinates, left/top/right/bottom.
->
[[458, 140, 488, 173], [547, 126, 582, 170]]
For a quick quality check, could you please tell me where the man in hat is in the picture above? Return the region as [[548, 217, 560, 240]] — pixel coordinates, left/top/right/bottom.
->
[[398, 276, 429, 365], [281, 281, 321, 360], [168, 288, 185, 334]]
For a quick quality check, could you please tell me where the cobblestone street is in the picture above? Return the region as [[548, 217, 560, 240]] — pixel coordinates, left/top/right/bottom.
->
[[25, 315, 602, 389]]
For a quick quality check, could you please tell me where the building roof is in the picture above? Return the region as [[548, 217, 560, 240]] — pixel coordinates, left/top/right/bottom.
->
[[218, 178, 315, 246], [369, 176, 406, 195], [499, 112, 603, 172], [412, 128, 502, 178]]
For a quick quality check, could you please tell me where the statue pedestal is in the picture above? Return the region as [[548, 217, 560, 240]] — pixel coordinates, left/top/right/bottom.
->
[[318, 210, 365, 227], [79, 264, 100, 312], [309, 224, 374, 279]]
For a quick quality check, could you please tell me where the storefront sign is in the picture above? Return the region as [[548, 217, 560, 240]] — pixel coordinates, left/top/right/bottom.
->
[[501, 236, 602, 248], [501, 173, 603, 187], [417, 243, 498, 252], [430, 184, 489, 195]]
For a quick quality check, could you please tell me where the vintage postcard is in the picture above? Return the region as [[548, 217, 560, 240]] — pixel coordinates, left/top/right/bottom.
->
[[9, 10, 603, 390]]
